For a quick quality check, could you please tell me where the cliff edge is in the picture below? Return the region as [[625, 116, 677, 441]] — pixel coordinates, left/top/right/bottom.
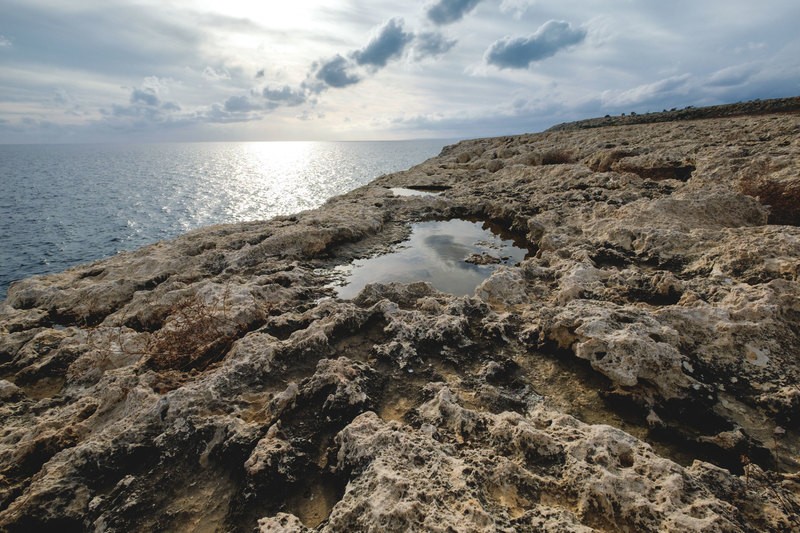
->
[[1, 101, 799, 531]]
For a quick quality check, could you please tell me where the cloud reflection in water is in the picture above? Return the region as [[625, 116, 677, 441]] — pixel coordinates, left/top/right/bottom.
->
[[335, 219, 528, 298]]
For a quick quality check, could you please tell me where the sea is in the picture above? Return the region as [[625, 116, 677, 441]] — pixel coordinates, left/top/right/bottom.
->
[[0, 140, 451, 300]]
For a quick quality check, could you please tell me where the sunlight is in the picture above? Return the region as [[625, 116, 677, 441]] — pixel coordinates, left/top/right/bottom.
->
[[228, 141, 318, 220], [191, 0, 332, 30], [243, 141, 314, 179]]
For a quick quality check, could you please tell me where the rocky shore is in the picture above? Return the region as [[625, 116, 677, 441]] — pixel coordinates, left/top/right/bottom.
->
[[1, 101, 799, 531]]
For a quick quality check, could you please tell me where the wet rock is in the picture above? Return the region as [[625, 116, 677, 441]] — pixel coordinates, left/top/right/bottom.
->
[[464, 252, 502, 265]]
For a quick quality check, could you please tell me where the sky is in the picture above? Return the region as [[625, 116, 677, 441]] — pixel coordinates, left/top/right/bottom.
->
[[0, 0, 798, 143]]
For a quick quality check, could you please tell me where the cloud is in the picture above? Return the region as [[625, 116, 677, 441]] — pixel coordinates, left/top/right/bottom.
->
[[105, 78, 184, 121], [202, 66, 231, 81], [499, 0, 535, 18], [194, 103, 261, 124], [264, 18, 423, 108], [386, 97, 570, 138], [353, 18, 413, 68], [5, 0, 797, 144], [313, 54, 361, 89], [262, 85, 307, 106], [601, 74, 692, 107], [0, 2, 204, 79], [53, 88, 74, 106], [130, 88, 160, 106], [223, 95, 261, 113], [308, 18, 449, 94], [707, 64, 759, 87], [426, 0, 484, 26], [412, 32, 458, 59], [485, 20, 587, 69]]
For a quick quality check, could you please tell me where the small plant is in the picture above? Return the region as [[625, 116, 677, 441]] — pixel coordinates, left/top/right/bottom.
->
[[83, 285, 263, 374], [740, 454, 800, 528], [540, 149, 575, 165], [143, 291, 245, 371]]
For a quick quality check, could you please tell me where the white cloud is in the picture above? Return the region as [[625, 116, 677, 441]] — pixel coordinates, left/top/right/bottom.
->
[[707, 64, 759, 87], [602, 74, 692, 108], [499, 0, 535, 19], [202, 67, 231, 81], [1, 0, 799, 142]]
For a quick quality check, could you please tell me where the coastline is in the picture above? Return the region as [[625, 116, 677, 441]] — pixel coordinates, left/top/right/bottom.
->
[[1, 100, 799, 530], [0, 139, 450, 301]]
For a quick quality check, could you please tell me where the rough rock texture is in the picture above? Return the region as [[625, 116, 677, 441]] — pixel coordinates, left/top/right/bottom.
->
[[2, 102, 800, 531]]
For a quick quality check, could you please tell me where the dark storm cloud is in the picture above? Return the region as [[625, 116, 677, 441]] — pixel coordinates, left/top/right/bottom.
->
[[485, 20, 587, 69], [426, 0, 484, 25], [313, 55, 361, 88], [352, 18, 413, 68], [412, 32, 458, 59]]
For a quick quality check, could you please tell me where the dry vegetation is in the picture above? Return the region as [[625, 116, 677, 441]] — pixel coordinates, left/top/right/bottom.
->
[[540, 148, 576, 165], [740, 178, 800, 226], [84, 286, 263, 374], [143, 291, 246, 371]]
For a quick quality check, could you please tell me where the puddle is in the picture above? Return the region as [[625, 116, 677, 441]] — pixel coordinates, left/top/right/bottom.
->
[[333, 219, 529, 299], [388, 187, 442, 197]]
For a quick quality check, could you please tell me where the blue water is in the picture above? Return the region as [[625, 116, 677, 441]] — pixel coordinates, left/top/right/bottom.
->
[[0, 140, 449, 299]]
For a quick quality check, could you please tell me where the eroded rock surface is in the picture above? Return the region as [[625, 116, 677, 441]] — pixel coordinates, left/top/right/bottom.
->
[[2, 104, 800, 531]]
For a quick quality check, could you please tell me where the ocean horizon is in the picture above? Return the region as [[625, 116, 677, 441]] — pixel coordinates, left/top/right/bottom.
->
[[0, 139, 452, 299]]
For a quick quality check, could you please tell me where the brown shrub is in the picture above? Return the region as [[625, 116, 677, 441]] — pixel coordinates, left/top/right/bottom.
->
[[540, 149, 575, 165], [143, 293, 238, 371]]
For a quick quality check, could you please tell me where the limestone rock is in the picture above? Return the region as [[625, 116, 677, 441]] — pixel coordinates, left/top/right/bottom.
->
[[2, 101, 799, 531]]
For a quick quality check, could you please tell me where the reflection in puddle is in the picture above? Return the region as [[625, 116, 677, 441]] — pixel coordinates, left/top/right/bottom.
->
[[334, 219, 529, 299], [388, 187, 442, 197]]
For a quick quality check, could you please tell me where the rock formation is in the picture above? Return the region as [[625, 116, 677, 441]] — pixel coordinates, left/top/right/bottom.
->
[[1, 100, 799, 531]]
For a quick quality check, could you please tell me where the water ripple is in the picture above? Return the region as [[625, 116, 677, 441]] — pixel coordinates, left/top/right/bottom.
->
[[0, 140, 448, 299]]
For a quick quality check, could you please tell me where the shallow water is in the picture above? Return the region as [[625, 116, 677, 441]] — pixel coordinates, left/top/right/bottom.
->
[[333, 219, 529, 299]]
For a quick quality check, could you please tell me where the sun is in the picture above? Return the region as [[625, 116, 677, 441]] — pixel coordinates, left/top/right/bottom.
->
[[190, 0, 332, 30]]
